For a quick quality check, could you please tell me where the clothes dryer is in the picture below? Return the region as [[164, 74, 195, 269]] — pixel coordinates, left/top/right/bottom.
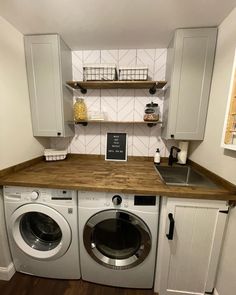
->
[[79, 191, 159, 288]]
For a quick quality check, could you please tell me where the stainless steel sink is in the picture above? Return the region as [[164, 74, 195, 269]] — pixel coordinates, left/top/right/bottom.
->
[[155, 165, 218, 188]]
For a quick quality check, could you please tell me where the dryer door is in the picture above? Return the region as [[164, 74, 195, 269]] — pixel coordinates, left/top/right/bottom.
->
[[83, 210, 151, 270], [10, 204, 71, 260]]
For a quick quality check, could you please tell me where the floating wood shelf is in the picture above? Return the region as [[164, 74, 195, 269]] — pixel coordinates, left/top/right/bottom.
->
[[74, 120, 162, 127], [66, 80, 167, 95]]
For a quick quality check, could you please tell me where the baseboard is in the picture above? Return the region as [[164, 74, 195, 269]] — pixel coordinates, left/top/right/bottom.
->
[[0, 263, 15, 281], [213, 289, 219, 295]]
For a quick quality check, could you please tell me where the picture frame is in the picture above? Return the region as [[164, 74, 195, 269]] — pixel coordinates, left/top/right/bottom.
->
[[105, 133, 128, 161]]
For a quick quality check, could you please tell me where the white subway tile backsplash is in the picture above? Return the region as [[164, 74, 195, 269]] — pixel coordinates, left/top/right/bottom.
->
[[154, 49, 167, 81], [101, 50, 118, 65], [101, 89, 118, 121], [52, 48, 172, 157], [118, 49, 137, 67], [70, 125, 86, 154], [137, 49, 156, 80], [83, 89, 101, 113], [85, 124, 101, 154], [83, 50, 101, 64], [132, 124, 150, 156], [117, 89, 134, 122], [72, 51, 83, 81], [149, 126, 166, 157]]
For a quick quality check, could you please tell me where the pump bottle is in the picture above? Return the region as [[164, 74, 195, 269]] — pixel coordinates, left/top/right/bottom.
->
[[154, 148, 161, 164]]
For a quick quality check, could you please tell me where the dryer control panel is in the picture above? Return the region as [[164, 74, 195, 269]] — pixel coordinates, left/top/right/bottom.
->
[[78, 191, 159, 212]]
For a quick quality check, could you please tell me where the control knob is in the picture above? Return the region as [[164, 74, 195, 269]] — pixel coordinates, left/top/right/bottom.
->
[[112, 195, 122, 206], [31, 191, 39, 201]]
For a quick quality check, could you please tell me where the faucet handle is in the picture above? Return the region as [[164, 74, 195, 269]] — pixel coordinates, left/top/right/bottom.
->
[[170, 146, 181, 153]]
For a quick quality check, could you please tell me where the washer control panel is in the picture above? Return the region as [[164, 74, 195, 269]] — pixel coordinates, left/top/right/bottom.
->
[[3, 186, 77, 205]]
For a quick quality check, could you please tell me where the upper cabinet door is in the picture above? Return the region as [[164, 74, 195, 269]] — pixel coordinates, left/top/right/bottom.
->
[[163, 28, 217, 140], [25, 34, 73, 137]]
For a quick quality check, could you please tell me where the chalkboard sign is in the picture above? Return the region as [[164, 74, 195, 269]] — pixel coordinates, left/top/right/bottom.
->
[[105, 133, 127, 161]]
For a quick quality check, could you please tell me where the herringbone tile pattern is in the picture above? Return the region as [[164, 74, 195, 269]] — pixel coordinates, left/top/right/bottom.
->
[[52, 48, 175, 157]]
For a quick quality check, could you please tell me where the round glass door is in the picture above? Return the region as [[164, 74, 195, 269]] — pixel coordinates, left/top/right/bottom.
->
[[10, 204, 71, 260], [83, 210, 151, 270], [20, 212, 62, 251]]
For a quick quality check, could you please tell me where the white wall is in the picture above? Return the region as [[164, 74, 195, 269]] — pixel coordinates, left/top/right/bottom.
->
[[189, 8, 236, 295], [0, 16, 47, 278], [0, 16, 47, 170], [189, 10, 236, 185]]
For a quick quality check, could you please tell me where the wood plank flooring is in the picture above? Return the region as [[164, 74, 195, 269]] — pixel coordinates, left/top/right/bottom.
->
[[0, 273, 156, 295]]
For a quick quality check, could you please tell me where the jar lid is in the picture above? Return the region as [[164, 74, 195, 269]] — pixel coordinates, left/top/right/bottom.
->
[[146, 102, 158, 107], [145, 108, 155, 114]]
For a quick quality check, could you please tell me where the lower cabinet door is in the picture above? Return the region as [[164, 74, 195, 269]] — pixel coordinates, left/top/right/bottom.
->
[[155, 198, 228, 295]]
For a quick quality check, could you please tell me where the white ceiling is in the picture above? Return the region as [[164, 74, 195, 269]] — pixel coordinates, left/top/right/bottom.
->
[[0, 0, 236, 50]]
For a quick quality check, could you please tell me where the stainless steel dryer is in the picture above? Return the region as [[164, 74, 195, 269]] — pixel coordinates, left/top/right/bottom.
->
[[78, 191, 159, 288]]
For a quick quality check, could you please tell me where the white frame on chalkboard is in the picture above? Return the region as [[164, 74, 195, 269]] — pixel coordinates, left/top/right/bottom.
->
[[105, 132, 128, 161]]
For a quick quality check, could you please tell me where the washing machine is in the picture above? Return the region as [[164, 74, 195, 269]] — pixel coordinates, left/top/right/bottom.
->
[[78, 191, 159, 288], [4, 186, 80, 279]]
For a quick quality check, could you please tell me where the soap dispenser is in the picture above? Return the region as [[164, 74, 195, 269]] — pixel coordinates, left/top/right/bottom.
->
[[154, 148, 161, 164]]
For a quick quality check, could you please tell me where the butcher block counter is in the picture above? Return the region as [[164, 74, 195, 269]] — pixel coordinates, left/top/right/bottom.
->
[[0, 154, 235, 201]]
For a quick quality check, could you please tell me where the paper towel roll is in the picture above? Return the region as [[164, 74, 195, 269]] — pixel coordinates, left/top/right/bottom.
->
[[177, 142, 189, 164]]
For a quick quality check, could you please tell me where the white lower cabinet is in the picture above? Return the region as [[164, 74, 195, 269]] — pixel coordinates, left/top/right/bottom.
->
[[155, 197, 228, 295]]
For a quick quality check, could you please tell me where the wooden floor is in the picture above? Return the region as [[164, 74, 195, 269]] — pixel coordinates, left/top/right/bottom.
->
[[0, 273, 156, 295]]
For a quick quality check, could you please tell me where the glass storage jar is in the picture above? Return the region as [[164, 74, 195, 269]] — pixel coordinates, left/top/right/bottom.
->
[[143, 102, 159, 122], [74, 98, 87, 121]]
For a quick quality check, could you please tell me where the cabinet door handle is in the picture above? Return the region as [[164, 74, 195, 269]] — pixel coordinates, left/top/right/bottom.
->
[[166, 213, 175, 240]]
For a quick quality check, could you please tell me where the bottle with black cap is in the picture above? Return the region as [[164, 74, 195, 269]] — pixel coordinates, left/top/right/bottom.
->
[[154, 148, 161, 164]]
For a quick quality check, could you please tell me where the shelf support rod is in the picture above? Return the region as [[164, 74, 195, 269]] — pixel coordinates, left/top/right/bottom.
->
[[73, 82, 87, 94], [149, 82, 159, 95], [75, 121, 88, 126]]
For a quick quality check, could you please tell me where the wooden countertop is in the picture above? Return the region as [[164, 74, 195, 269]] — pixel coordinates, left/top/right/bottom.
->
[[0, 154, 235, 201]]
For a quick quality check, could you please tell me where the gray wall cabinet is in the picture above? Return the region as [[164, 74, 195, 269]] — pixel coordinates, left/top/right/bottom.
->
[[25, 34, 74, 137], [162, 28, 217, 140]]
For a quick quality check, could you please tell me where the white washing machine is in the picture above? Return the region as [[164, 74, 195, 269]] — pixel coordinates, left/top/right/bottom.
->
[[78, 191, 159, 288], [4, 186, 80, 279]]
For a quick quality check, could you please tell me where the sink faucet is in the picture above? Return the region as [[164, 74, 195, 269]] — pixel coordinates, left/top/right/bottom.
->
[[168, 146, 181, 166]]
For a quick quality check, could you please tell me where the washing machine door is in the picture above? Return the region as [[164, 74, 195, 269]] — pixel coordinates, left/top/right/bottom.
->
[[10, 203, 71, 260], [83, 210, 151, 270]]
